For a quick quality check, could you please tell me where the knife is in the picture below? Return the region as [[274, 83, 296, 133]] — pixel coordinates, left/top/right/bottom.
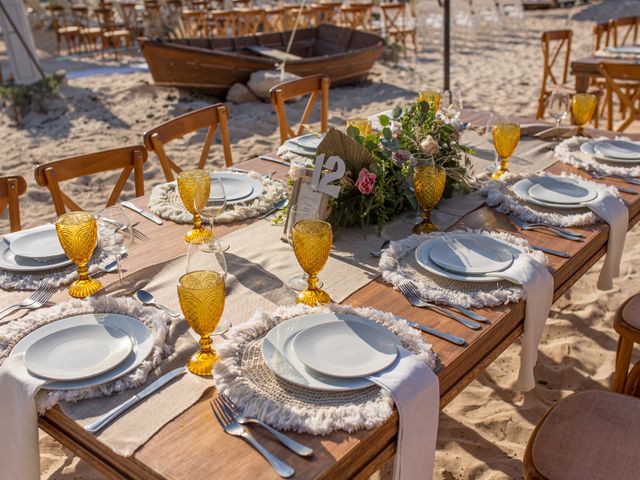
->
[[259, 155, 291, 167], [530, 245, 571, 258], [406, 320, 466, 346], [121, 201, 164, 225], [84, 367, 186, 433]]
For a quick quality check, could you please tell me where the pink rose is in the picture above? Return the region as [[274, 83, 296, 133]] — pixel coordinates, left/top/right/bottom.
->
[[356, 168, 376, 195]]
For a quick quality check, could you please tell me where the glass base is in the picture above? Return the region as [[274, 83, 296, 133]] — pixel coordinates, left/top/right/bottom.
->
[[491, 169, 508, 180], [187, 349, 218, 376], [184, 226, 212, 244], [289, 273, 324, 292], [68, 277, 102, 298], [413, 221, 439, 235], [296, 288, 331, 306]]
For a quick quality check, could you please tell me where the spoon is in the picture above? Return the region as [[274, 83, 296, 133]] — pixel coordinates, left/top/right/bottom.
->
[[370, 240, 391, 258], [135, 289, 181, 318], [101, 261, 118, 273]]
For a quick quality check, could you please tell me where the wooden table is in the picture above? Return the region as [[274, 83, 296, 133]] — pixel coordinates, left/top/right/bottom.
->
[[37, 118, 640, 480], [571, 55, 639, 93]]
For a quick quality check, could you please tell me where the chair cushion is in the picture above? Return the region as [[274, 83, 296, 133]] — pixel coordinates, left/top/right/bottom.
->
[[622, 293, 640, 330], [531, 391, 640, 480]]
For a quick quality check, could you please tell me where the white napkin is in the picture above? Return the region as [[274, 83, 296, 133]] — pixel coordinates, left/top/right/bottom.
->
[[585, 191, 628, 290], [367, 348, 439, 480], [2, 224, 52, 244], [495, 255, 554, 391], [0, 354, 48, 480]]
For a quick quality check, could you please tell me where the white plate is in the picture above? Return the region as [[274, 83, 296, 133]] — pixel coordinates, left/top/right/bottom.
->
[[428, 235, 514, 275], [527, 175, 598, 205], [12, 313, 154, 390], [0, 239, 72, 272], [262, 313, 402, 391], [606, 46, 640, 55], [24, 324, 132, 381], [290, 133, 325, 151], [211, 172, 254, 201], [593, 140, 640, 160], [512, 176, 596, 210], [415, 234, 520, 283], [581, 141, 640, 165], [293, 320, 398, 378], [9, 225, 66, 261], [284, 140, 317, 158]]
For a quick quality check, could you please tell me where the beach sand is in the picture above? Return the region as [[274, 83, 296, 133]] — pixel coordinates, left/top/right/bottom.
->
[[0, 0, 638, 478]]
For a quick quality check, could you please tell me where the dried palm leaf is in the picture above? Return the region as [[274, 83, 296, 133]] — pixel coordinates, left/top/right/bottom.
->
[[316, 128, 374, 175]]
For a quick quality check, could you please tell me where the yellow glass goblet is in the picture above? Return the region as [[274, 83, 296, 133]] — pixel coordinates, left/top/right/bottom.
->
[[413, 165, 446, 234], [418, 90, 442, 112], [491, 121, 521, 180], [177, 270, 225, 376], [346, 118, 373, 136], [292, 220, 332, 306], [571, 93, 597, 137], [177, 169, 212, 244], [55, 211, 102, 298]]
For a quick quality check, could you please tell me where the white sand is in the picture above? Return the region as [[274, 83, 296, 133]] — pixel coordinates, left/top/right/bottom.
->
[[0, 0, 638, 478]]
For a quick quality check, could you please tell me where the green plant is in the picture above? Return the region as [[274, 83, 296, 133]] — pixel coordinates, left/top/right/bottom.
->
[[0, 72, 65, 123]]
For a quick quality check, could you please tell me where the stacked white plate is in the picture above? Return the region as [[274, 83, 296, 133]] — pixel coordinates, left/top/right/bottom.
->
[[0, 224, 73, 273], [414, 233, 520, 282], [262, 313, 401, 391], [283, 133, 325, 159], [581, 139, 640, 165], [512, 175, 598, 210], [212, 172, 264, 205], [11, 312, 154, 389]]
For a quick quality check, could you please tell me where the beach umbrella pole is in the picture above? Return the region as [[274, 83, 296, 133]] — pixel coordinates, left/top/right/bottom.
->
[[443, 0, 450, 91]]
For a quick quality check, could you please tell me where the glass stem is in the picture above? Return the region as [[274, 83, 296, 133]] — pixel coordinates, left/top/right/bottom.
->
[[210, 216, 215, 241], [116, 256, 123, 282], [307, 273, 319, 291], [77, 263, 89, 281], [199, 334, 213, 355]]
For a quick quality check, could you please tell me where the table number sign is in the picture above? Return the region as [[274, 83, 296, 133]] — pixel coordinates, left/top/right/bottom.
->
[[310, 154, 346, 198]]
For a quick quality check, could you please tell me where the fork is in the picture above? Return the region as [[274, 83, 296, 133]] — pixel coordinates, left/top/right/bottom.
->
[[592, 173, 640, 186], [0, 285, 56, 322], [218, 395, 313, 457], [508, 214, 584, 242], [210, 398, 295, 478], [398, 283, 482, 330]]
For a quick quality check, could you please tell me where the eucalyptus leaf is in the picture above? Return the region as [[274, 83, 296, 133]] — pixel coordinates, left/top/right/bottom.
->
[[379, 114, 390, 127]]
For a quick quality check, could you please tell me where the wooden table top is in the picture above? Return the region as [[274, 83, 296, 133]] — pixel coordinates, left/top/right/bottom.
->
[[39, 116, 640, 480], [571, 54, 639, 76]]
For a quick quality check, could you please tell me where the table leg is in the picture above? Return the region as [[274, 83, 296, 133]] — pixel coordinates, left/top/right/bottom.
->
[[574, 73, 590, 93]]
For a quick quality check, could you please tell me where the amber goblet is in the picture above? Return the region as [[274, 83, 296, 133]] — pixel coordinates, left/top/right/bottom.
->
[[491, 120, 521, 180], [413, 165, 446, 234], [177, 169, 212, 244], [346, 118, 373, 136], [418, 90, 442, 112], [571, 93, 597, 136], [292, 220, 332, 306]]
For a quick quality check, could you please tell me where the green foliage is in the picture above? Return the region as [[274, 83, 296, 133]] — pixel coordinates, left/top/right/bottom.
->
[[0, 72, 65, 124]]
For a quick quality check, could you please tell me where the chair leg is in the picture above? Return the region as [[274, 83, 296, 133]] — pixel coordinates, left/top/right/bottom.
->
[[613, 336, 634, 393], [536, 92, 546, 120]]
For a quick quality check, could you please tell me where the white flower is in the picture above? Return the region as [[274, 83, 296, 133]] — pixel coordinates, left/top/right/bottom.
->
[[289, 162, 306, 181], [419, 135, 439, 156]]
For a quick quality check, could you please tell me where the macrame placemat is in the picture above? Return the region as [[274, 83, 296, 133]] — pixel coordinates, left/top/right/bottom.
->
[[479, 171, 619, 227], [148, 171, 287, 225], [379, 230, 546, 309], [214, 303, 436, 435], [555, 135, 640, 177]]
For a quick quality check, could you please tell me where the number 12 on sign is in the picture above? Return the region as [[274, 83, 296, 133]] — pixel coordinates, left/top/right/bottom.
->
[[310, 154, 346, 198]]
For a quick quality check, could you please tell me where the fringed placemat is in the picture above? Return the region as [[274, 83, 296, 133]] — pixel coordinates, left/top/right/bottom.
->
[[555, 135, 640, 177]]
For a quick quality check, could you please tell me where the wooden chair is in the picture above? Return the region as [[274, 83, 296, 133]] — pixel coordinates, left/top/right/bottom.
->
[[207, 10, 236, 37], [536, 30, 572, 119], [118, 2, 144, 39], [598, 62, 640, 132], [0, 176, 27, 232], [340, 3, 372, 31], [380, 3, 417, 57], [71, 6, 102, 52], [234, 8, 264, 36], [182, 9, 208, 37], [282, 4, 314, 30], [95, 6, 132, 59], [270, 74, 330, 144], [47, 5, 80, 54], [312, 3, 340, 25], [611, 16, 638, 47], [143, 104, 233, 182], [262, 6, 284, 33], [166, 0, 183, 16], [34, 146, 147, 216], [592, 21, 611, 53], [612, 293, 640, 395], [523, 391, 640, 479]]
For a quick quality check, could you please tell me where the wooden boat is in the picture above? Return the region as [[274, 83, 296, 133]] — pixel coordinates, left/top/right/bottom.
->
[[139, 25, 385, 95]]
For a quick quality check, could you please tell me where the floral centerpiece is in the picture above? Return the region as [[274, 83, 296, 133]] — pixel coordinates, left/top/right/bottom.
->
[[314, 100, 473, 232]]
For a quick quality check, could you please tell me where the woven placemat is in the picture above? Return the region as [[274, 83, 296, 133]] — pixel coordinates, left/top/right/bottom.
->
[[214, 303, 436, 435], [555, 135, 640, 177], [148, 171, 287, 225]]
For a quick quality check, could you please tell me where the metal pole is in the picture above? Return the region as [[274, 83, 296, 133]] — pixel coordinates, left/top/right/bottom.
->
[[443, 0, 450, 91]]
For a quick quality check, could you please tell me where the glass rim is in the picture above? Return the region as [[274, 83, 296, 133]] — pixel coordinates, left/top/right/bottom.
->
[[55, 211, 95, 225], [292, 218, 331, 230], [177, 168, 209, 179], [178, 270, 224, 289]]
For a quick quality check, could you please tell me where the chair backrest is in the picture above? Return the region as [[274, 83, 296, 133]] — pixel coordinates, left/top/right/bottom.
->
[[182, 9, 207, 37], [207, 10, 236, 37], [312, 3, 340, 25], [540, 29, 572, 93], [598, 62, 640, 132], [0, 176, 27, 232], [611, 16, 638, 47], [270, 74, 330, 144], [71, 6, 91, 27], [234, 8, 264, 36], [118, 2, 138, 29], [380, 3, 410, 33], [34, 146, 147, 216], [593, 21, 611, 53], [340, 3, 371, 30], [143, 104, 233, 181], [47, 5, 69, 29], [262, 7, 284, 32], [94, 6, 118, 31]]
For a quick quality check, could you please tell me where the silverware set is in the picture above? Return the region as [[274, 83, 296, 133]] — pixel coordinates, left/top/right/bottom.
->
[[0, 285, 56, 322], [100, 217, 149, 242], [592, 172, 640, 186], [508, 214, 584, 242], [135, 289, 181, 318]]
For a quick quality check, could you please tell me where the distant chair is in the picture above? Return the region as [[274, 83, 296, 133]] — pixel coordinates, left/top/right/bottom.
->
[[71, 6, 102, 52], [234, 8, 264, 36], [182, 9, 208, 37], [270, 74, 330, 144], [34, 146, 148, 216], [262, 6, 284, 32], [207, 10, 236, 37], [0, 176, 27, 232], [340, 3, 372, 31], [47, 5, 80, 54], [95, 5, 132, 59], [380, 3, 417, 57], [592, 21, 612, 53], [312, 2, 340, 25], [611, 16, 639, 47], [282, 4, 315, 30], [143, 104, 233, 182], [598, 62, 640, 132], [612, 292, 640, 395]]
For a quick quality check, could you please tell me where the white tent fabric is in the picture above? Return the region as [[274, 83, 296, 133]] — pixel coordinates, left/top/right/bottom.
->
[[0, 0, 42, 84]]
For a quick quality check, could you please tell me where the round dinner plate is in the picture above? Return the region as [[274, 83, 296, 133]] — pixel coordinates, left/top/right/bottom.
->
[[593, 140, 640, 160], [211, 172, 254, 202], [527, 175, 598, 205], [9, 225, 66, 261], [581, 141, 640, 165], [512, 176, 597, 210], [290, 133, 325, 151], [0, 239, 72, 272], [12, 313, 154, 390], [284, 140, 316, 158], [428, 234, 514, 276], [262, 313, 402, 392], [24, 324, 133, 381], [415, 234, 520, 283], [293, 320, 398, 378]]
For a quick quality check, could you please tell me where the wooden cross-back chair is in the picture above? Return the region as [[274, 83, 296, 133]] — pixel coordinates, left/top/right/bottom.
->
[[270, 74, 330, 144], [166, 0, 183, 17], [34, 146, 148, 216], [380, 3, 417, 57], [234, 8, 264, 36], [95, 5, 132, 58], [262, 6, 284, 33], [598, 62, 640, 132], [207, 10, 236, 37], [182, 9, 208, 37], [48, 5, 80, 54], [312, 3, 340, 25], [0, 176, 27, 232], [611, 16, 638, 47], [281, 4, 313, 30], [340, 3, 372, 31], [536, 29, 572, 119], [143, 104, 233, 182], [119, 1, 143, 37], [71, 6, 102, 52], [593, 21, 611, 53]]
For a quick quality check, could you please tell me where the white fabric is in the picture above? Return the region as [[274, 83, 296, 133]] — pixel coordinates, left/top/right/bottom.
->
[[367, 348, 439, 480], [0, 354, 48, 480], [585, 193, 628, 290], [494, 255, 554, 391]]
